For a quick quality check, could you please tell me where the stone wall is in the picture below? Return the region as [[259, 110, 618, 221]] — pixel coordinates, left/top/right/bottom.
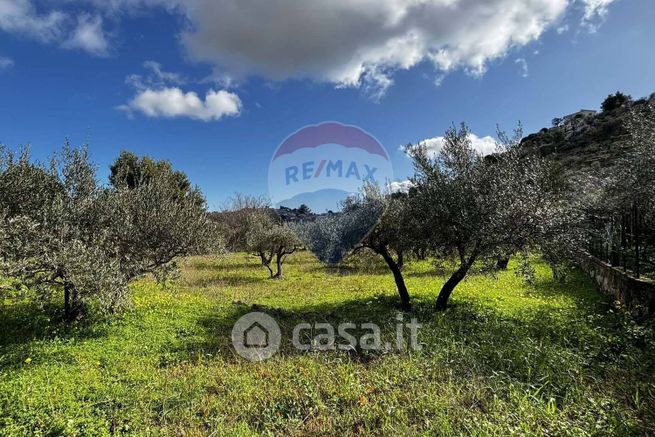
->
[[579, 253, 655, 319]]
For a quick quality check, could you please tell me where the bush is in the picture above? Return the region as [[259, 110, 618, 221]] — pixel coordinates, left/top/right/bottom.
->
[[602, 92, 632, 113]]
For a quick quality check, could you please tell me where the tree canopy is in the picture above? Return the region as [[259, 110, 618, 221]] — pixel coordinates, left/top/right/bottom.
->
[[0, 144, 220, 320], [601, 92, 632, 113], [406, 124, 577, 309], [245, 210, 301, 278]]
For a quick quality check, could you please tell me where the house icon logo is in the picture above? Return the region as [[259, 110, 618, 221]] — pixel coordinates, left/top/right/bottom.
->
[[244, 322, 269, 348], [231, 312, 281, 361]]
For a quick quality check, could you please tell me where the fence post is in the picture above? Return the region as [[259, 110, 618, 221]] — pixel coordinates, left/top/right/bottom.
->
[[621, 211, 627, 272], [634, 203, 641, 279]]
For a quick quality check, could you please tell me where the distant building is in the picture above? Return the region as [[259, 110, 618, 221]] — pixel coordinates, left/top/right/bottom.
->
[[562, 109, 597, 122], [561, 109, 597, 131]]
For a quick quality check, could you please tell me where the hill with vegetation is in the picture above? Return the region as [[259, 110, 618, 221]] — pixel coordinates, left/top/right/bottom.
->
[[521, 92, 655, 172]]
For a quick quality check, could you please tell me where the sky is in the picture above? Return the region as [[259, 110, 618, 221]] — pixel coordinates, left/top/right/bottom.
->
[[0, 0, 654, 210]]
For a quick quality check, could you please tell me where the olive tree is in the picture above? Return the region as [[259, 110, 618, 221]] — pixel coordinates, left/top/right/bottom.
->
[[109, 150, 192, 194], [408, 124, 576, 310], [358, 191, 415, 309], [211, 193, 270, 252], [245, 211, 301, 278], [0, 146, 127, 319], [106, 168, 221, 285], [611, 102, 655, 228], [0, 144, 220, 320], [290, 193, 384, 265]]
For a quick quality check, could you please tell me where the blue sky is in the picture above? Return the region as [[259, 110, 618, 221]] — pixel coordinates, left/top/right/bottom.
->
[[0, 0, 654, 210]]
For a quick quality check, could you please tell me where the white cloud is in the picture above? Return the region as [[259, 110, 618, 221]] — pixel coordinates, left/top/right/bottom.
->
[[389, 180, 414, 194], [120, 87, 242, 121], [168, 0, 573, 98], [0, 0, 66, 41], [0, 55, 13, 69], [0, 1, 112, 56], [62, 14, 109, 56], [580, 0, 616, 33], [515, 58, 529, 78], [0, 0, 620, 95], [581, 0, 615, 21], [126, 60, 185, 90], [412, 133, 498, 157]]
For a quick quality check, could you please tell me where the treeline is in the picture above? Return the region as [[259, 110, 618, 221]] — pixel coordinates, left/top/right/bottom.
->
[[217, 102, 655, 312], [1, 102, 652, 321]]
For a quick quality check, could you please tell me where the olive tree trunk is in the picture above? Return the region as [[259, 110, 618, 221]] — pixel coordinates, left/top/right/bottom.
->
[[496, 257, 510, 270], [379, 247, 411, 310], [273, 253, 283, 279], [435, 266, 469, 311], [64, 283, 82, 321]]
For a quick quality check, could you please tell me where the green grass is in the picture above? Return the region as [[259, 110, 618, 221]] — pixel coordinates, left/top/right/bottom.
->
[[1, 252, 654, 435]]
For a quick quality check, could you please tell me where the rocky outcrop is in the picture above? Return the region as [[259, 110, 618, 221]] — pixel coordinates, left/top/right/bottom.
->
[[521, 93, 655, 171]]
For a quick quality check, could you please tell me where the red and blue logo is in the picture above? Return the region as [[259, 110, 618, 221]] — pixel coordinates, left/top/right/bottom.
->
[[268, 122, 393, 212]]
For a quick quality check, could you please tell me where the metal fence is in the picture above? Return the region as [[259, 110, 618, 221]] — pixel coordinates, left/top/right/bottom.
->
[[588, 205, 655, 279]]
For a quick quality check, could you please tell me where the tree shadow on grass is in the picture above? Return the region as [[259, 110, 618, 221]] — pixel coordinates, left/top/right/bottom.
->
[[165, 283, 622, 374], [0, 299, 108, 366], [303, 264, 391, 276], [179, 273, 269, 288], [160, 291, 655, 435], [525, 268, 611, 311], [164, 294, 425, 365], [405, 270, 447, 279], [185, 260, 257, 271]]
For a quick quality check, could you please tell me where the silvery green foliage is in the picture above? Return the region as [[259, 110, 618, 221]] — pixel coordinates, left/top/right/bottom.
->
[[408, 123, 581, 308], [291, 191, 384, 265], [106, 172, 222, 284], [362, 191, 414, 259], [0, 145, 126, 317], [245, 211, 301, 278], [0, 144, 221, 319], [615, 102, 655, 229]]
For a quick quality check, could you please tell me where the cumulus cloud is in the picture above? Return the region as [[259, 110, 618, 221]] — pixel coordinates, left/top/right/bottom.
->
[[0, 0, 66, 41], [411, 133, 498, 157], [0, 1, 111, 56], [0, 0, 620, 95], [0, 55, 14, 69], [389, 180, 414, 194], [120, 87, 242, 121], [62, 14, 109, 56], [120, 61, 240, 121], [176, 0, 570, 97]]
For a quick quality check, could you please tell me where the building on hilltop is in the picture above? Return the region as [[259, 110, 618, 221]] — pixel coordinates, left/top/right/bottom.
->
[[562, 109, 598, 127], [561, 109, 597, 131]]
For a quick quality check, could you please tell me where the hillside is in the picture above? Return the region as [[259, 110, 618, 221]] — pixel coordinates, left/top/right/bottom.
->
[[521, 92, 655, 171]]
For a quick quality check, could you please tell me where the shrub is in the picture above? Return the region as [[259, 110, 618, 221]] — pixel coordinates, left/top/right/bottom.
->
[[602, 92, 632, 113]]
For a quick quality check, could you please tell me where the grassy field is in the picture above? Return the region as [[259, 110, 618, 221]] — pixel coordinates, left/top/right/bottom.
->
[[1, 252, 654, 435]]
